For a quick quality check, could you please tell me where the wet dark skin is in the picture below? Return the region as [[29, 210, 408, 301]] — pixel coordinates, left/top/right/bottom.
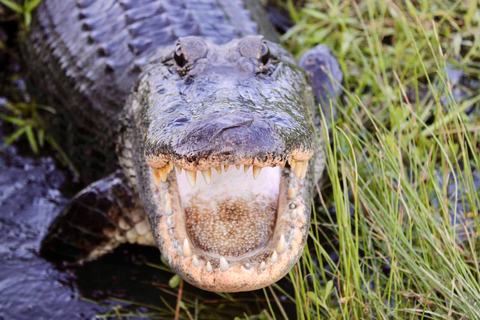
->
[[140, 36, 316, 170], [26, 0, 342, 292]]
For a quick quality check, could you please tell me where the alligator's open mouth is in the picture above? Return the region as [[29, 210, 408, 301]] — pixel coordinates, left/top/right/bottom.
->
[[146, 156, 312, 292], [124, 35, 320, 292]]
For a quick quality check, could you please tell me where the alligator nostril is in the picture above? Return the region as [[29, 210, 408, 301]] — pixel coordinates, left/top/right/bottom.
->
[[210, 116, 254, 141], [171, 109, 281, 157], [173, 117, 190, 127]]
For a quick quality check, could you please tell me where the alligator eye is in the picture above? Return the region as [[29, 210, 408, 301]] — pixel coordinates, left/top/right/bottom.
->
[[174, 44, 187, 68], [260, 42, 270, 65]]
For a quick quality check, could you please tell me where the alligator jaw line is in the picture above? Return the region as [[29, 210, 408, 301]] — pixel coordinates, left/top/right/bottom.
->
[[147, 157, 311, 292]]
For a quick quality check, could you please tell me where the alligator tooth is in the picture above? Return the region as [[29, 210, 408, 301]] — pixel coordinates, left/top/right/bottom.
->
[[224, 165, 229, 172], [206, 261, 213, 273], [235, 164, 241, 171], [294, 161, 303, 178], [244, 165, 251, 172], [159, 167, 168, 182], [253, 166, 262, 179], [166, 217, 173, 226], [152, 168, 161, 185], [277, 234, 286, 254], [270, 250, 278, 263], [167, 161, 174, 172], [115, 232, 125, 242], [288, 188, 296, 199], [287, 156, 293, 166], [220, 257, 229, 272], [176, 165, 183, 174], [186, 170, 197, 188], [118, 217, 130, 230], [164, 193, 172, 215], [259, 261, 266, 271], [280, 160, 286, 168], [183, 239, 192, 258], [145, 232, 154, 243], [137, 236, 147, 245], [192, 254, 201, 267], [290, 160, 299, 177], [168, 229, 174, 236], [244, 263, 251, 269], [290, 209, 298, 220], [201, 169, 212, 184], [126, 229, 137, 244], [300, 160, 309, 179], [215, 167, 222, 174]]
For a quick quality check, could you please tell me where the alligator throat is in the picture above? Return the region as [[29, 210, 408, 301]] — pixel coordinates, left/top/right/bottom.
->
[[177, 167, 281, 257]]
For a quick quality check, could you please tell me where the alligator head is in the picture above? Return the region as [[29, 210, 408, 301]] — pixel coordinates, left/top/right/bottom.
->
[[123, 35, 324, 292]]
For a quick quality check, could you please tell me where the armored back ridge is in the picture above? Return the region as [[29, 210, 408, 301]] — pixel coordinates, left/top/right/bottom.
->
[[24, 0, 277, 182]]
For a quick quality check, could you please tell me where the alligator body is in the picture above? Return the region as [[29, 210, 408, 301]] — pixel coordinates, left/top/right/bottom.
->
[[25, 0, 342, 292], [24, 0, 277, 181]]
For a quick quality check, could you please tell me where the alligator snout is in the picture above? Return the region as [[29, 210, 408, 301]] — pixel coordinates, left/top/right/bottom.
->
[[173, 110, 283, 158], [205, 111, 254, 141]]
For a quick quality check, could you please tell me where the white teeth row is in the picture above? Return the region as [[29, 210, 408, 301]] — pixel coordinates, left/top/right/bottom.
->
[[183, 239, 192, 257], [179, 235, 288, 272], [152, 161, 175, 184], [201, 169, 211, 184], [192, 254, 201, 267], [151, 160, 309, 187], [184, 165, 264, 187], [220, 257, 230, 272], [270, 250, 278, 263], [277, 234, 286, 253], [164, 193, 172, 215], [186, 170, 197, 188], [288, 159, 309, 179]]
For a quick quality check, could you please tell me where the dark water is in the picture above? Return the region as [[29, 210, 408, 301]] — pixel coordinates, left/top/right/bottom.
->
[[0, 137, 100, 319], [0, 125, 179, 319]]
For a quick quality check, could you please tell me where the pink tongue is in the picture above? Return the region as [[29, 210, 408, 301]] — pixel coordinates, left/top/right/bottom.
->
[[176, 167, 281, 257]]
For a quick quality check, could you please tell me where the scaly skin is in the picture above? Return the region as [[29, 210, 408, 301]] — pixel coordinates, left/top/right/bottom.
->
[[119, 35, 324, 291], [25, 0, 342, 292], [24, 0, 277, 182]]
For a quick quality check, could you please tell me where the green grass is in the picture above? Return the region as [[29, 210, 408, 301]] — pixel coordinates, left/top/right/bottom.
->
[[0, 0, 42, 30], [1, 0, 479, 318], [280, 0, 480, 319], [0, 99, 79, 176]]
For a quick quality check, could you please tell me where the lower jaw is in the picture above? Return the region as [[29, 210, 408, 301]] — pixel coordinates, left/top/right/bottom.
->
[[150, 166, 311, 292]]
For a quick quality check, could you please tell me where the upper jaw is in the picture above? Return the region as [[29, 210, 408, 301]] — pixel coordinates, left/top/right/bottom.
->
[[146, 150, 314, 180], [143, 110, 315, 173], [145, 155, 314, 292]]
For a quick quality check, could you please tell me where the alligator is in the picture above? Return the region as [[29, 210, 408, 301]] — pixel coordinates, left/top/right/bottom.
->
[[23, 0, 342, 292]]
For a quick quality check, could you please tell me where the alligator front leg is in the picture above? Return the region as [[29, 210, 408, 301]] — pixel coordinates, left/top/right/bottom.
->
[[299, 45, 343, 123], [40, 170, 155, 263]]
